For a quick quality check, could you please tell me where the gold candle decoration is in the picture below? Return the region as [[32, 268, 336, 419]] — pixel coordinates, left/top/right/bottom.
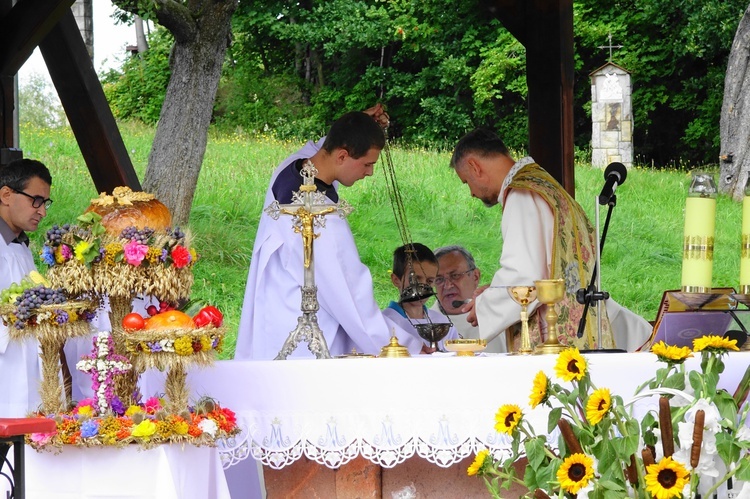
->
[[681, 171, 717, 293], [741, 177, 750, 294]]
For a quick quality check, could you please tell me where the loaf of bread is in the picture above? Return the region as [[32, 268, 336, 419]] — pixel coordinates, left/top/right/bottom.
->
[[86, 186, 172, 236]]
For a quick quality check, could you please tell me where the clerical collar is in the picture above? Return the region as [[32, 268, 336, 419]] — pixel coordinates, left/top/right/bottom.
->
[[499, 156, 536, 206], [0, 217, 28, 246]]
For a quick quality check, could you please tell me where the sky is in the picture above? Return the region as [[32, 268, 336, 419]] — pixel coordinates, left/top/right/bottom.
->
[[18, 3, 135, 84]]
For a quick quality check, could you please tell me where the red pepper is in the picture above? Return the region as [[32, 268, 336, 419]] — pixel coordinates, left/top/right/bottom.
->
[[193, 310, 212, 328], [193, 305, 223, 328]]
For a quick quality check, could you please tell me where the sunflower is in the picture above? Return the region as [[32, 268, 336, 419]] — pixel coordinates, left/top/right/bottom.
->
[[693, 335, 739, 353], [554, 348, 587, 382], [529, 371, 549, 408], [585, 388, 611, 425], [467, 449, 490, 476], [556, 453, 595, 494], [645, 457, 690, 499], [494, 404, 523, 435], [651, 341, 693, 363]]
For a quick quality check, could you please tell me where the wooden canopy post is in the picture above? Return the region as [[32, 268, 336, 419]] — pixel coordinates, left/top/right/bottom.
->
[[486, 0, 576, 197]]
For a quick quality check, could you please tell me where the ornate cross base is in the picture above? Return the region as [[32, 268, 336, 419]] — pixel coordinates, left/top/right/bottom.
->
[[275, 285, 331, 360]]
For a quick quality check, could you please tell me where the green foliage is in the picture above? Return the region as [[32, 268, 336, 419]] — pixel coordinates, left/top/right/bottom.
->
[[101, 27, 173, 124], [17, 73, 67, 129]]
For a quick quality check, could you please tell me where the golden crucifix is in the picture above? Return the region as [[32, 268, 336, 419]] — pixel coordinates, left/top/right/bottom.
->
[[265, 160, 353, 359]]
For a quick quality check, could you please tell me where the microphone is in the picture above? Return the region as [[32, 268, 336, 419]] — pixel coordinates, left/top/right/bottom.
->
[[598, 162, 627, 205]]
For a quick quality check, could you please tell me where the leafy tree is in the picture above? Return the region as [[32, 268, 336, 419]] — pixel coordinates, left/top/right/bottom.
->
[[17, 73, 67, 128]]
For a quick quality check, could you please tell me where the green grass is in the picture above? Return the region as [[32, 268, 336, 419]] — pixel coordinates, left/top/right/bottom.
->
[[18, 123, 741, 358]]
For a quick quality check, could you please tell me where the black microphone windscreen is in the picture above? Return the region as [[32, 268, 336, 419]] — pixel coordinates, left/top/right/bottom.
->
[[604, 162, 627, 185]]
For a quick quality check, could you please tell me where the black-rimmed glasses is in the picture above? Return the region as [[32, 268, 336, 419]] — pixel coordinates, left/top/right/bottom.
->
[[434, 268, 475, 287], [11, 188, 53, 209]]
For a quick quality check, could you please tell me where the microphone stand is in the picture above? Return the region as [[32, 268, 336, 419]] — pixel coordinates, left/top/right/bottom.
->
[[576, 193, 626, 353]]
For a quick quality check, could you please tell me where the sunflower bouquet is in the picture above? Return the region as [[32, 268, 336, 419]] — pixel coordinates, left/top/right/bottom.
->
[[468, 337, 750, 498]]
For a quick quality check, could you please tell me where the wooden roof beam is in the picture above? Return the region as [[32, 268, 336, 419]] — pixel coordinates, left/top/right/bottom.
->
[[0, 0, 74, 77], [39, 9, 140, 192]]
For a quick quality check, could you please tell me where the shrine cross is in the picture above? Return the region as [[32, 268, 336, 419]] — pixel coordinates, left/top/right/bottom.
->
[[598, 33, 623, 63], [76, 331, 132, 415]]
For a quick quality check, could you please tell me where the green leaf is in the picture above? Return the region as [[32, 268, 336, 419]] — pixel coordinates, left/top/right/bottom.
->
[[734, 457, 750, 481], [548, 407, 562, 433], [525, 436, 547, 469]]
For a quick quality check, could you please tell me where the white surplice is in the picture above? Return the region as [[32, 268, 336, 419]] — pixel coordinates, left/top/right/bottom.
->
[[0, 228, 42, 416], [475, 157, 651, 352], [235, 139, 415, 359]]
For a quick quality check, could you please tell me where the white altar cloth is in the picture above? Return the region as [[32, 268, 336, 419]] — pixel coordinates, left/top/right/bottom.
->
[[141, 352, 750, 472], [21, 445, 230, 499]]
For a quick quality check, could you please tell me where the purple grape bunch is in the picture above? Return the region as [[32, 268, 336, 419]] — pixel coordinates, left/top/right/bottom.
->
[[166, 226, 185, 241], [13, 285, 67, 326], [119, 226, 155, 244], [45, 223, 71, 245]]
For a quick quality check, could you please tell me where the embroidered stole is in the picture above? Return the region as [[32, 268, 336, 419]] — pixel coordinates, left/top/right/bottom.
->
[[504, 163, 615, 350]]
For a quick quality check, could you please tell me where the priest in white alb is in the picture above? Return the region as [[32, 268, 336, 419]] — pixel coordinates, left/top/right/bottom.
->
[[448, 128, 651, 352]]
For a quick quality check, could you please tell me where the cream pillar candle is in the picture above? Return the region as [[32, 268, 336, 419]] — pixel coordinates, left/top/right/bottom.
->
[[742, 187, 750, 294], [681, 172, 717, 293]]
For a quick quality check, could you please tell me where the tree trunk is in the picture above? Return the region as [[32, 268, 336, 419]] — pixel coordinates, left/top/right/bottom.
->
[[139, 1, 237, 225], [720, 5, 750, 200], [134, 15, 148, 53]]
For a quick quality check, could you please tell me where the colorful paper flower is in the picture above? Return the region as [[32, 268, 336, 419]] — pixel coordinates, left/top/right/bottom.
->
[[123, 240, 149, 266], [131, 419, 157, 438], [171, 245, 191, 268]]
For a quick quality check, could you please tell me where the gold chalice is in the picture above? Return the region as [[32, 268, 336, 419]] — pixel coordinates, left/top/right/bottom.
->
[[508, 286, 537, 355], [533, 279, 566, 355]]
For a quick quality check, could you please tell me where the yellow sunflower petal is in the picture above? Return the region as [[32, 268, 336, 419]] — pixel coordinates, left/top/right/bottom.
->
[[554, 348, 587, 382], [494, 404, 523, 435], [556, 453, 595, 494], [693, 335, 739, 352], [467, 449, 490, 476], [645, 456, 690, 499], [585, 388, 611, 425], [529, 371, 549, 409]]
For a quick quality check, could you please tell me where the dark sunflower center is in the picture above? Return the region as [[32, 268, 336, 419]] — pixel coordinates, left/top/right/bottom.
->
[[568, 463, 586, 481], [504, 412, 517, 426], [567, 360, 580, 374], [657, 469, 677, 489], [597, 399, 606, 411]]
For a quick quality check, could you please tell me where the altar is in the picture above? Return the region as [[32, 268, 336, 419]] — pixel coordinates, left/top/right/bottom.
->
[[142, 351, 750, 497], [3, 444, 230, 499]]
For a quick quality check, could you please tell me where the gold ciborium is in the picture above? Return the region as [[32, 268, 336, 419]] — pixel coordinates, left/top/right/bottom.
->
[[533, 279, 566, 355], [508, 286, 537, 355]]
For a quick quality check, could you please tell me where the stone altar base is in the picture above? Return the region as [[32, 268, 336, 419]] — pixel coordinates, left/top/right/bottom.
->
[[263, 456, 529, 498]]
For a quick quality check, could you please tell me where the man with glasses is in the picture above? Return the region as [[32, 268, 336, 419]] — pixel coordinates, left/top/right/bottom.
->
[[0, 158, 52, 415], [430, 246, 504, 353]]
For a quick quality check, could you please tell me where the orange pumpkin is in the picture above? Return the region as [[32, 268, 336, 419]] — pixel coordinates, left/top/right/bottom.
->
[[144, 310, 195, 330]]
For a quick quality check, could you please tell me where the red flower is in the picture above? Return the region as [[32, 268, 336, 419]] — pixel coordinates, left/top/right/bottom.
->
[[171, 245, 191, 268]]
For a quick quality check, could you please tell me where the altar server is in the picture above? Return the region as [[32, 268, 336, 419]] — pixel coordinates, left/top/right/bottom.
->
[[449, 128, 651, 351], [383, 243, 459, 352], [0, 159, 51, 415], [236, 107, 421, 359]]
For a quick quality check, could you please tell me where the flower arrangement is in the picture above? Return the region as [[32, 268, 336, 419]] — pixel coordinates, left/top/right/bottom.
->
[[42, 213, 197, 302], [27, 395, 239, 452], [468, 338, 750, 498]]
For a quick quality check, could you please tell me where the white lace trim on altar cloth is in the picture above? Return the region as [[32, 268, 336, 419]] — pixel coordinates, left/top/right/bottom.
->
[[233, 414, 562, 470]]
